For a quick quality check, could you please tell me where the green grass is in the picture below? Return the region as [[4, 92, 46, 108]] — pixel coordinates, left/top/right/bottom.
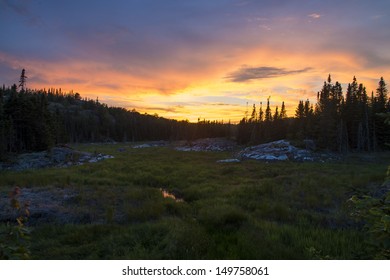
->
[[0, 143, 388, 259]]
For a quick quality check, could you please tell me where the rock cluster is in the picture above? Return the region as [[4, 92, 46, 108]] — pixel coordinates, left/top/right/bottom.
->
[[0, 187, 116, 225], [236, 140, 337, 162], [239, 140, 314, 161], [175, 138, 237, 152], [0, 146, 114, 171], [0, 188, 79, 225], [216, 159, 241, 163], [132, 141, 167, 149]]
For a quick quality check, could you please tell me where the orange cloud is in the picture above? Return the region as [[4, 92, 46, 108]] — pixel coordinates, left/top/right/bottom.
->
[[2, 39, 389, 123]]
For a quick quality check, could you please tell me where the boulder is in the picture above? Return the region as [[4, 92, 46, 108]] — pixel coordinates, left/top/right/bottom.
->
[[238, 140, 296, 161], [238, 140, 323, 162]]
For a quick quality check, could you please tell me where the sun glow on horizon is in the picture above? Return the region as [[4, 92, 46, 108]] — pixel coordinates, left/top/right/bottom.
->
[[11, 57, 389, 123], [1, 0, 389, 123]]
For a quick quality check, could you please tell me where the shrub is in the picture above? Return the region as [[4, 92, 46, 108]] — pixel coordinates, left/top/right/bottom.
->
[[348, 166, 390, 259], [0, 187, 31, 259]]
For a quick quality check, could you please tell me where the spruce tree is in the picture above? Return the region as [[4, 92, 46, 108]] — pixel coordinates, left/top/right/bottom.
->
[[280, 101, 287, 119], [376, 77, 388, 111], [258, 102, 264, 122], [0, 88, 5, 158], [250, 104, 257, 122], [265, 97, 272, 122], [295, 100, 305, 119], [304, 99, 314, 118], [344, 77, 360, 149], [373, 77, 390, 148], [19, 69, 27, 91], [273, 106, 279, 121]]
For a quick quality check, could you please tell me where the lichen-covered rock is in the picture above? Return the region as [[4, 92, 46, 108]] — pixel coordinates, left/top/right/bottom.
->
[[237, 140, 338, 162]]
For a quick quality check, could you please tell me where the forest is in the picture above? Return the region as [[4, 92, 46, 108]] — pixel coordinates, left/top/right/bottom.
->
[[0, 71, 389, 158], [237, 75, 390, 151], [0, 71, 232, 158]]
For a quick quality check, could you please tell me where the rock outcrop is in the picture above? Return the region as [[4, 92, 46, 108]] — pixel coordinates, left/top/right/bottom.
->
[[175, 138, 237, 152], [0, 146, 114, 171], [237, 140, 338, 162]]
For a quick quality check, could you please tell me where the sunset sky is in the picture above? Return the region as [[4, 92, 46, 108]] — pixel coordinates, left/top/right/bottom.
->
[[1, 0, 390, 122]]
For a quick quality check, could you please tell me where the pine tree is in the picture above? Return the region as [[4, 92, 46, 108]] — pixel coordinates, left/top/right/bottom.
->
[[273, 106, 279, 121], [312, 75, 347, 150], [295, 100, 305, 119], [373, 77, 390, 148], [356, 84, 370, 151], [249, 106, 258, 143], [249, 104, 257, 122], [280, 101, 287, 119], [265, 97, 272, 122], [344, 77, 360, 150], [376, 77, 388, 111], [0, 87, 5, 158], [258, 102, 264, 122], [19, 69, 27, 91], [304, 99, 314, 118]]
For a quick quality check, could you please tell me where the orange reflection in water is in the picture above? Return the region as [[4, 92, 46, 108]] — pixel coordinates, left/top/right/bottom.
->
[[160, 188, 184, 202]]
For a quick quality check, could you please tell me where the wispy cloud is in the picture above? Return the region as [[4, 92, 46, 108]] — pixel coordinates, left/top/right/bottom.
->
[[1, 0, 390, 122], [3, 0, 43, 26], [226, 66, 312, 83], [308, 13, 321, 19]]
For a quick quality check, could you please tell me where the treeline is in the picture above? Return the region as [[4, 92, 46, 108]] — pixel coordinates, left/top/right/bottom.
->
[[0, 84, 232, 157], [1, 71, 389, 157], [237, 75, 390, 151], [237, 98, 289, 144]]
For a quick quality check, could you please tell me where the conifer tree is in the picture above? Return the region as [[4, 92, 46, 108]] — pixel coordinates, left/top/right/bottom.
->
[[258, 102, 264, 122], [295, 100, 305, 119], [373, 77, 390, 148], [273, 106, 279, 121], [265, 97, 272, 122], [344, 77, 360, 149], [0, 87, 5, 158], [19, 69, 27, 91], [280, 101, 287, 119], [376, 77, 388, 111], [304, 99, 314, 118], [250, 104, 257, 122]]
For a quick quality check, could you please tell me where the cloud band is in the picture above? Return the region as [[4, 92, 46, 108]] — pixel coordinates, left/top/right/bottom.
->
[[226, 66, 312, 82]]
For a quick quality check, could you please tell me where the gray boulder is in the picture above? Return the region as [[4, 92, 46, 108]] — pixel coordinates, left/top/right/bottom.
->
[[238, 140, 317, 162]]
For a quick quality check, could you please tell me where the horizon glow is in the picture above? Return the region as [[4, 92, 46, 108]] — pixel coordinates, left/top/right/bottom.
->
[[1, 0, 389, 122]]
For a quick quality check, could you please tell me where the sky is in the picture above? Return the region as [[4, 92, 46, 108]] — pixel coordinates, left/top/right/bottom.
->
[[1, 0, 390, 122]]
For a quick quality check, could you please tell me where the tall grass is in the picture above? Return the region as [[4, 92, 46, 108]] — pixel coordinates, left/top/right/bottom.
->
[[0, 143, 388, 259]]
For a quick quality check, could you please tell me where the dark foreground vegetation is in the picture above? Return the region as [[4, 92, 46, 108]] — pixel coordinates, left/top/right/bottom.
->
[[0, 144, 389, 259]]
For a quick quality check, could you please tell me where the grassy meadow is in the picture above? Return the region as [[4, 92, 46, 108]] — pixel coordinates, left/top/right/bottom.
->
[[0, 143, 389, 259]]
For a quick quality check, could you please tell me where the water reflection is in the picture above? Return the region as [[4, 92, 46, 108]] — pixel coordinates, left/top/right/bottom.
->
[[160, 188, 184, 202]]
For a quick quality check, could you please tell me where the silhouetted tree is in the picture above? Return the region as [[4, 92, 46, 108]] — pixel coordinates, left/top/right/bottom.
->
[[280, 101, 287, 119], [265, 97, 272, 122], [372, 77, 390, 148], [19, 69, 27, 91]]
